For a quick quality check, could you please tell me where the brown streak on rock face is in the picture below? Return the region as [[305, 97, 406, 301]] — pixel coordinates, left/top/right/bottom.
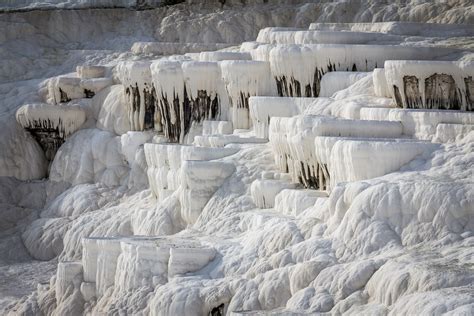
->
[[425, 73, 460, 110], [298, 161, 328, 190], [59, 88, 71, 103], [143, 85, 155, 130], [84, 89, 95, 98], [393, 85, 403, 108], [25, 118, 66, 161], [403, 75, 422, 109], [157, 87, 221, 143], [464, 76, 473, 111]]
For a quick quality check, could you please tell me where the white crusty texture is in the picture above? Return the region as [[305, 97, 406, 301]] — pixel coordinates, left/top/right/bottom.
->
[[49, 129, 129, 188], [220, 60, 277, 129], [16, 103, 86, 139], [0, 118, 48, 180], [327, 138, 439, 188], [360, 108, 474, 140], [249, 96, 316, 139], [115, 60, 154, 132], [269, 44, 459, 98], [96, 85, 131, 135], [319, 72, 370, 97]]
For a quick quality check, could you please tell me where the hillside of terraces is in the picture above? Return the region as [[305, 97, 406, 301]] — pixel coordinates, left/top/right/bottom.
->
[[0, 1, 473, 315]]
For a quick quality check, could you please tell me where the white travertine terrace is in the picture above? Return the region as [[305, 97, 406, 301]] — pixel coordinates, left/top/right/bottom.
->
[[360, 108, 474, 140], [309, 21, 474, 37], [373, 68, 391, 98], [16, 103, 86, 160], [47, 75, 84, 104], [274, 189, 327, 217], [116, 60, 156, 132], [249, 96, 317, 139], [269, 116, 403, 189], [76, 65, 106, 79], [269, 44, 459, 98], [259, 29, 401, 45], [384, 60, 473, 111], [319, 71, 370, 97], [220, 60, 277, 129], [251, 177, 297, 209]]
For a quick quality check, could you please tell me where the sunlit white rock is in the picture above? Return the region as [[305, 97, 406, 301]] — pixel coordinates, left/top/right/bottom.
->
[[220, 60, 277, 129], [274, 189, 327, 216], [116, 60, 157, 131], [360, 108, 474, 140], [250, 178, 297, 209], [319, 72, 370, 97], [76, 65, 107, 79], [47, 75, 84, 104], [249, 96, 317, 139], [329, 138, 439, 187], [16, 103, 87, 160]]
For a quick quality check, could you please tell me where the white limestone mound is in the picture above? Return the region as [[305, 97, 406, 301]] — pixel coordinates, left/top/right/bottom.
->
[[274, 189, 327, 217], [319, 72, 370, 97], [360, 108, 474, 140], [329, 138, 439, 188], [384, 60, 473, 111], [220, 60, 277, 129], [269, 44, 459, 98], [116, 60, 157, 132], [249, 96, 317, 139], [16, 103, 86, 161], [76, 65, 107, 79], [131, 42, 234, 55], [49, 129, 129, 188], [250, 178, 297, 209]]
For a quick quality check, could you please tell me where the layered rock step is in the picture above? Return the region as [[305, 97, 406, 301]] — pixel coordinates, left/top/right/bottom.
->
[[384, 60, 473, 111], [360, 108, 474, 140], [269, 116, 403, 190], [314, 137, 439, 190], [16, 103, 86, 160], [72, 236, 216, 303], [47, 65, 111, 104]]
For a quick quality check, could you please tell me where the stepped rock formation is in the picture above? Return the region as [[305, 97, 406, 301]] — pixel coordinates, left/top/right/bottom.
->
[[0, 1, 474, 315]]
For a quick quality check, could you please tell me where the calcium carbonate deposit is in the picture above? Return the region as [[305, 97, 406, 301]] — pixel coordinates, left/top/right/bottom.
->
[[1, 0, 473, 315]]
